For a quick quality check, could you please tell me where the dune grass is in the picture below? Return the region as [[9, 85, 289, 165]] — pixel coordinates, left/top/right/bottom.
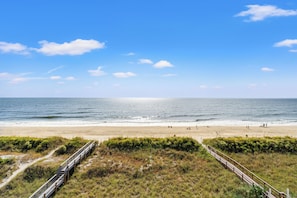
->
[[0, 137, 88, 197], [204, 137, 297, 197], [55, 137, 256, 198]]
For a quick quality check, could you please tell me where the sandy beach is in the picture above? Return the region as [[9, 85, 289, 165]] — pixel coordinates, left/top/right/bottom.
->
[[1, 125, 297, 142]]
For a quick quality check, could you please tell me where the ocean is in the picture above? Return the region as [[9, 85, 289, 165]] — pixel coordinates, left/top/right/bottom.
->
[[0, 98, 297, 126]]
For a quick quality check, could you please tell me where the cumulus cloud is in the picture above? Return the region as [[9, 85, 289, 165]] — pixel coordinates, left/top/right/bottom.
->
[[88, 67, 106, 77], [138, 59, 153, 64], [261, 67, 275, 72], [0, 41, 29, 55], [153, 60, 173, 69], [274, 39, 297, 47], [36, 39, 105, 56], [235, 5, 297, 21], [113, 72, 136, 78]]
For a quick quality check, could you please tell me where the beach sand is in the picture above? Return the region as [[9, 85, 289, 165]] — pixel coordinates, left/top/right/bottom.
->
[[1, 126, 297, 142]]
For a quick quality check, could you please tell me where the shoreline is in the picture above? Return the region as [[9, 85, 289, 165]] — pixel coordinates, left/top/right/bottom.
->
[[1, 126, 297, 142]]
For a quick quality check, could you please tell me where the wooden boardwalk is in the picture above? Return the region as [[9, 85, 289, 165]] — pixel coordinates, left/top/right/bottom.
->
[[203, 144, 288, 198], [29, 141, 96, 198]]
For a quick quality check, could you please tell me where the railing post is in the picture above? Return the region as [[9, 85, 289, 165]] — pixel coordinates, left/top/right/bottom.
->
[[286, 188, 290, 198], [267, 188, 272, 197]]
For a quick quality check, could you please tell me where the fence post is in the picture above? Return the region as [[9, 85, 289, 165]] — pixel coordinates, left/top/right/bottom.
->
[[287, 188, 290, 198], [268, 188, 272, 198]]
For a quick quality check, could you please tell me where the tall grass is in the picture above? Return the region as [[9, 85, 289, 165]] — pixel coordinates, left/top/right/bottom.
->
[[0, 137, 87, 197], [55, 137, 254, 197], [204, 137, 297, 197]]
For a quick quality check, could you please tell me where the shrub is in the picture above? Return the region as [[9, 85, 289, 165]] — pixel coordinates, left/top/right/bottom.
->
[[104, 137, 200, 152], [23, 165, 56, 182], [203, 137, 297, 154], [84, 167, 114, 178], [55, 137, 87, 155], [0, 158, 15, 165], [55, 145, 67, 155], [0, 136, 66, 153], [36, 140, 49, 153]]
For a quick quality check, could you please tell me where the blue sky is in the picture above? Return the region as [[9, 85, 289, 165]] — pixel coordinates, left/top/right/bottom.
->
[[1, 0, 297, 98]]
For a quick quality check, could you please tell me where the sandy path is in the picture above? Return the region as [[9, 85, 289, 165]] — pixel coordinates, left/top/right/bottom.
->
[[0, 148, 59, 189]]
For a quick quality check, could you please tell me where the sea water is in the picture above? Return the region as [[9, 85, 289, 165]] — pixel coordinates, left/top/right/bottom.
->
[[0, 98, 297, 126]]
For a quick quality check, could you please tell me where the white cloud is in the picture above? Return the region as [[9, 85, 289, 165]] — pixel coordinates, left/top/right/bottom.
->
[[199, 85, 208, 89], [213, 86, 222, 89], [162, 73, 177, 77], [47, 66, 64, 74], [124, 52, 135, 56], [274, 39, 297, 47], [88, 67, 106, 77], [0, 41, 29, 55], [289, 49, 297, 53], [0, 72, 10, 79], [10, 77, 28, 84], [235, 5, 297, 22], [138, 59, 153, 64], [0, 72, 48, 84], [113, 72, 136, 78], [36, 39, 105, 56], [153, 60, 173, 69], [261, 67, 274, 72], [50, 76, 62, 80], [65, 76, 76, 80], [248, 83, 257, 88]]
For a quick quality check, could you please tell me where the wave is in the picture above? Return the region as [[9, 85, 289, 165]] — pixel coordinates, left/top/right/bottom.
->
[[168, 114, 221, 118], [195, 118, 217, 122], [32, 116, 63, 119], [30, 115, 90, 119]]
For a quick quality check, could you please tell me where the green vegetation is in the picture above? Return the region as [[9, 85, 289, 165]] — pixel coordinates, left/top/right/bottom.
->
[[104, 137, 200, 152], [0, 163, 61, 198], [0, 136, 66, 153], [23, 165, 56, 183], [0, 136, 88, 197], [0, 157, 16, 181], [204, 137, 297, 196], [228, 152, 297, 196], [0, 158, 14, 165], [55, 137, 253, 198], [203, 136, 297, 153], [55, 137, 88, 155]]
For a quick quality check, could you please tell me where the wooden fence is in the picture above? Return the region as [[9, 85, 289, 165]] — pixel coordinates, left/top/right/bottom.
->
[[29, 141, 96, 198], [204, 145, 289, 198]]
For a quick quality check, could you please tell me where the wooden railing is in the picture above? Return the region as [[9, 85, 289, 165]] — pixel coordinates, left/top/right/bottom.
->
[[205, 145, 287, 198], [29, 141, 96, 198]]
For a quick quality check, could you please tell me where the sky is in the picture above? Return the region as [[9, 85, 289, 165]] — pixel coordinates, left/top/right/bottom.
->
[[1, 0, 297, 98]]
